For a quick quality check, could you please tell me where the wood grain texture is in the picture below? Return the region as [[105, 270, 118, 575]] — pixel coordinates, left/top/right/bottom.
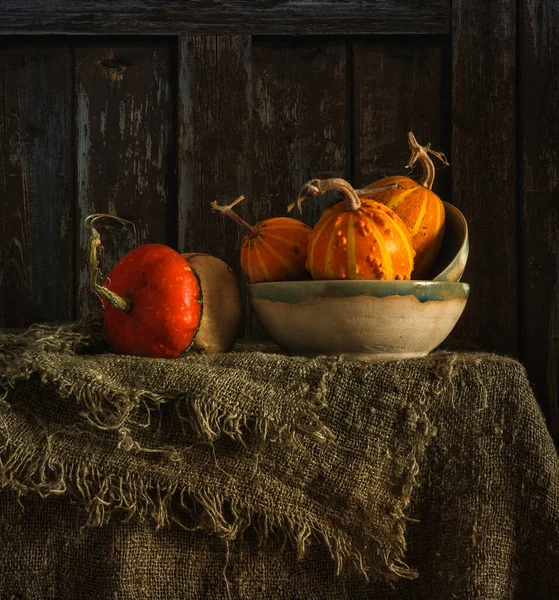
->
[[75, 41, 175, 319], [452, 0, 517, 356], [1, 1, 450, 35], [353, 38, 450, 200], [178, 36, 253, 335], [250, 38, 349, 338], [520, 0, 559, 443], [0, 45, 73, 327], [252, 39, 349, 227]]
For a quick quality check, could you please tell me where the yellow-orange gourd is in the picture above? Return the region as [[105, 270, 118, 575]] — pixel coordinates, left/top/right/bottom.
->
[[288, 178, 414, 281], [359, 132, 448, 279], [212, 196, 311, 283]]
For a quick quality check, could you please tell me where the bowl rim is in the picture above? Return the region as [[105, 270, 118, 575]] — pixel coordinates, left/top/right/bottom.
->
[[442, 201, 469, 239], [249, 279, 470, 304], [431, 202, 469, 281]]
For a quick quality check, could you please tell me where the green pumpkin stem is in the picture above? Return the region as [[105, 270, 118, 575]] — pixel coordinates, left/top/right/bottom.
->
[[84, 213, 134, 313], [406, 131, 449, 190], [211, 195, 259, 239]]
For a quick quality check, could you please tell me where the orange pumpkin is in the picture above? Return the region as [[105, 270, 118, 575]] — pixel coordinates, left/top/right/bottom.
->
[[212, 195, 311, 283], [289, 178, 414, 280], [358, 132, 448, 279]]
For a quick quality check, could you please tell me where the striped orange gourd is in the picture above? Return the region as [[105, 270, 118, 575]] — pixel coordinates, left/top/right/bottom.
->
[[289, 178, 414, 280], [358, 132, 448, 279], [212, 195, 311, 283]]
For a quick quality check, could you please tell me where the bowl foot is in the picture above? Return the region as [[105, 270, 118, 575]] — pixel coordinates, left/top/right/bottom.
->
[[287, 350, 431, 362]]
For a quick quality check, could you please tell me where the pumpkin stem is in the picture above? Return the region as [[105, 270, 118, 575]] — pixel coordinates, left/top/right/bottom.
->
[[84, 213, 134, 313], [289, 178, 398, 213], [406, 131, 449, 190], [211, 195, 259, 239]]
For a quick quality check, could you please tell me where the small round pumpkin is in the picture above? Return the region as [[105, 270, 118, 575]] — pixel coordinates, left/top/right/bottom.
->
[[91, 241, 202, 358], [358, 132, 448, 279], [212, 195, 311, 283], [289, 178, 414, 280]]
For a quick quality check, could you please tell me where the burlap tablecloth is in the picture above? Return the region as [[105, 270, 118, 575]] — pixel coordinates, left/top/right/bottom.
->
[[0, 322, 557, 599]]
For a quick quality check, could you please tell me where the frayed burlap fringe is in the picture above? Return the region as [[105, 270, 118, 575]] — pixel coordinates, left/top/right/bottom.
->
[[0, 320, 458, 582], [0, 321, 333, 451], [2, 337, 557, 600], [0, 424, 416, 581]]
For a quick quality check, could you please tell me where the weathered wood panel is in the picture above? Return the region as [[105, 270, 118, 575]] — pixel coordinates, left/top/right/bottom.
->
[[250, 38, 349, 338], [520, 0, 559, 443], [178, 35, 253, 336], [252, 39, 349, 228], [451, 0, 517, 356], [0, 45, 73, 327], [75, 41, 175, 318], [1, 1, 451, 35], [353, 38, 450, 199]]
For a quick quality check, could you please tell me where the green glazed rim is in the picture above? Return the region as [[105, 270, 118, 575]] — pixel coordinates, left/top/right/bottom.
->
[[249, 280, 470, 305]]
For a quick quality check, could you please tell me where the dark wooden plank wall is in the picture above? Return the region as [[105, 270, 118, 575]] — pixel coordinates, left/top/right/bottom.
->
[[353, 38, 449, 197], [0, 0, 558, 444], [75, 41, 175, 318], [0, 44, 74, 326], [520, 0, 559, 441], [451, 0, 518, 356], [0, 35, 450, 335]]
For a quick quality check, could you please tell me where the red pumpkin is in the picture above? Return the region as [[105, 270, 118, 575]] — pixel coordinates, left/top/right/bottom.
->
[[212, 195, 311, 283], [358, 132, 448, 279], [101, 244, 201, 358], [289, 178, 415, 280], [86, 217, 202, 358]]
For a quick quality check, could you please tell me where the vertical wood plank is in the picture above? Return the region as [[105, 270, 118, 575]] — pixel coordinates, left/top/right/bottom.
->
[[252, 39, 349, 226], [178, 36, 253, 335], [353, 38, 450, 202], [250, 38, 349, 338], [75, 41, 175, 318], [520, 0, 559, 443], [0, 46, 73, 327], [452, 0, 517, 355]]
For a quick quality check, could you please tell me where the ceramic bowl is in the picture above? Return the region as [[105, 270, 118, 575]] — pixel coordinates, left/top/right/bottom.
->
[[428, 202, 469, 282], [249, 280, 469, 360]]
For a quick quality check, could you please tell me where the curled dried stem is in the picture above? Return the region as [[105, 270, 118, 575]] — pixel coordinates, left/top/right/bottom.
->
[[211, 196, 259, 239], [406, 131, 449, 190], [85, 213, 135, 313], [288, 178, 398, 214]]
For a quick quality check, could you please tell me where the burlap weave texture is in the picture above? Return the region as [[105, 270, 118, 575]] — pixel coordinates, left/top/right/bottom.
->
[[0, 322, 558, 599]]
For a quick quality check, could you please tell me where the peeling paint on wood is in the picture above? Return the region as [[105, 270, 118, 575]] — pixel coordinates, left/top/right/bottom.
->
[[75, 42, 175, 319], [0, 46, 73, 327]]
